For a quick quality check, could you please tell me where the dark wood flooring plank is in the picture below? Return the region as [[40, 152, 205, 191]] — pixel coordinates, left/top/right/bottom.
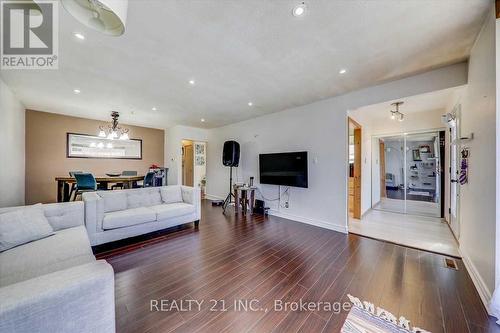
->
[[104, 200, 491, 333]]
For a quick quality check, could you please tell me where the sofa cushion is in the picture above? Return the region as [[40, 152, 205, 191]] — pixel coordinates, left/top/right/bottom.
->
[[0, 226, 94, 286], [0, 204, 54, 252], [161, 186, 183, 204], [102, 207, 156, 230], [148, 188, 163, 206], [98, 191, 127, 213], [43, 202, 84, 231], [151, 203, 196, 221], [126, 188, 162, 209], [127, 191, 151, 209]]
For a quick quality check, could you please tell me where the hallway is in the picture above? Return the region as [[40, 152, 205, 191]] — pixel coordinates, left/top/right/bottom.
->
[[348, 209, 459, 257]]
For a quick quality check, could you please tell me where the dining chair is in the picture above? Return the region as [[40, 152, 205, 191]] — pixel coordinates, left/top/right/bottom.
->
[[111, 171, 138, 190], [72, 173, 97, 201], [68, 171, 83, 201], [143, 171, 155, 188]]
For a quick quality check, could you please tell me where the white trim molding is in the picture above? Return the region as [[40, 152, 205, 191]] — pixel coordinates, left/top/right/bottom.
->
[[205, 194, 348, 234], [204, 193, 224, 201], [460, 247, 493, 315], [268, 209, 348, 234]]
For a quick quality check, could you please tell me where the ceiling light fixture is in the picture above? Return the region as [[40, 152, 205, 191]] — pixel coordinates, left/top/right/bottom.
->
[[73, 32, 85, 40], [189, 80, 195, 85], [98, 111, 130, 140], [61, 0, 128, 36], [292, 2, 307, 17], [152, 107, 157, 111], [201, 118, 205, 122], [390, 101, 405, 122], [248, 102, 253, 106], [73, 89, 81, 94], [339, 69, 347, 74]]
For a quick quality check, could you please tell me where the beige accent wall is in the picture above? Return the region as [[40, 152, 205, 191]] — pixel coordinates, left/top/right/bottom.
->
[[25, 110, 164, 204]]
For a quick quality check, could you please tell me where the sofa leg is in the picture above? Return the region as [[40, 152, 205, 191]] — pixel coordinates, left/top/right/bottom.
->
[[194, 220, 200, 228]]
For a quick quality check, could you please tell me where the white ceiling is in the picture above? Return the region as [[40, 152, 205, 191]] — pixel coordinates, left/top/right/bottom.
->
[[0, 0, 490, 129]]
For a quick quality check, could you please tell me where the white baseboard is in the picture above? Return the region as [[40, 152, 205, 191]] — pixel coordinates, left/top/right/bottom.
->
[[460, 247, 493, 315], [268, 209, 348, 234], [206, 194, 348, 234], [205, 193, 224, 201]]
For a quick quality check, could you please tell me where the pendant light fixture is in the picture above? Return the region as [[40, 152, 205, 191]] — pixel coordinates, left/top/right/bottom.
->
[[61, 0, 128, 36], [98, 111, 130, 140], [390, 101, 404, 122]]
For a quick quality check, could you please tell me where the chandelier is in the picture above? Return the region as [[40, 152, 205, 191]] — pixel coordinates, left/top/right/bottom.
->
[[390, 101, 404, 122], [98, 111, 130, 140]]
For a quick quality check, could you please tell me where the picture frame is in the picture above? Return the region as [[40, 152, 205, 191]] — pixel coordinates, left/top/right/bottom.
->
[[67, 133, 142, 159]]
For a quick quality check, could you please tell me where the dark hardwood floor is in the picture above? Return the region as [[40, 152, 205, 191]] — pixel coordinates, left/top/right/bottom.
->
[[97, 200, 499, 333]]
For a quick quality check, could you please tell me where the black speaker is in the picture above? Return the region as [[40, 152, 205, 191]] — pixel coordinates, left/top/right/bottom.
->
[[222, 141, 240, 167]]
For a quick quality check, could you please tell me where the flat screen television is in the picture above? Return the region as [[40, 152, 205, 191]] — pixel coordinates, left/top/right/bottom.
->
[[259, 151, 308, 188]]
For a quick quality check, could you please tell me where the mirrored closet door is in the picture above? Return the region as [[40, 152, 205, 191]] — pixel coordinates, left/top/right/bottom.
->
[[372, 131, 442, 218]]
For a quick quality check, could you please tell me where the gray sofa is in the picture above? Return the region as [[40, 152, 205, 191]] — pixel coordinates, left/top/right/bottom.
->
[[83, 185, 200, 246], [0, 202, 115, 333]]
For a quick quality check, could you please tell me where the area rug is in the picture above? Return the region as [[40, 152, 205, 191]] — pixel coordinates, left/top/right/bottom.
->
[[341, 295, 431, 333]]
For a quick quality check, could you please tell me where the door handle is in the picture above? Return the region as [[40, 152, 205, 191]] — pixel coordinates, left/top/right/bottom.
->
[[451, 179, 458, 183]]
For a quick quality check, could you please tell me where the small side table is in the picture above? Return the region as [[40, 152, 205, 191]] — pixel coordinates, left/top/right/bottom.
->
[[233, 185, 256, 215]]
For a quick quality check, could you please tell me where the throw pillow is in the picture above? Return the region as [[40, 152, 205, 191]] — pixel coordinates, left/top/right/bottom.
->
[[0, 204, 54, 252]]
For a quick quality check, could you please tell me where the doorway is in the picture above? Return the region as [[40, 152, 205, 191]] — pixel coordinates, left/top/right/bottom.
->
[[181, 140, 207, 198], [182, 140, 194, 186], [446, 106, 461, 239], [348, 118, 362, 219]]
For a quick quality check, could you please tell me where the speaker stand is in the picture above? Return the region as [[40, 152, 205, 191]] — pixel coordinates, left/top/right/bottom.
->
[[222, 166, 235, 213]]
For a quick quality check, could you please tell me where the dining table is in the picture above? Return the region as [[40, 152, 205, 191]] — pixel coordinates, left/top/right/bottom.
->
[[55, 175, 144, 202]]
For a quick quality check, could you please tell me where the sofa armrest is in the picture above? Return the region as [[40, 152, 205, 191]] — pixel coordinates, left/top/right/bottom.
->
[[82, 192, 104, 237], [181, 186, 201, 220], [0, 260, 115, 333], [42, 201, 84, 231]]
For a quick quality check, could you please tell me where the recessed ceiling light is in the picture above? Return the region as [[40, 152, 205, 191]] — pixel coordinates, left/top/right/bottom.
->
[[73, 32, 85, 40], [152, 107, 157, 111], [292, 2, 306, 17], [189, 80, 195, 85], [200, 118, 205, 122], [73, 89, 81, 94], [339, 69, 347, 74], [248, 102, 253, 106]]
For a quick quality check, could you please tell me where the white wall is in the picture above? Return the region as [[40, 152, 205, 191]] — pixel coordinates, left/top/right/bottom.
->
[[0, 78, 25, 207], [455, 6, 497, 306], [349, 107, 447, 215], [193, 141, 206, 188], [165, 125, 209, 186], [206, 63, 467, 233]]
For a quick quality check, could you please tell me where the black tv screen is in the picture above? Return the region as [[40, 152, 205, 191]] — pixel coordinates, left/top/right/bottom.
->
[[259, 152, 308, 188]]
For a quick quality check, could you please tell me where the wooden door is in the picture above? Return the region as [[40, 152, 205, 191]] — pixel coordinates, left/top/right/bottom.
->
[[183, 145, 194, 186], [353, 128, 362, 219], [379, 140, 386, 198]]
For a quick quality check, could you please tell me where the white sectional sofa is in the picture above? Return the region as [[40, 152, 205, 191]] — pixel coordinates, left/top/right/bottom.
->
[[0, 202, 115, 333], [83, 185, 200, 246]]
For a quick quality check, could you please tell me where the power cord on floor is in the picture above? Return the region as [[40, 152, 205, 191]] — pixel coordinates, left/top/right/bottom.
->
[[255, 186, 290, 208]]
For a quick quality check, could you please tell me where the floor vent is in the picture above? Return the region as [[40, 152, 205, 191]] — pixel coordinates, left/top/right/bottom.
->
[[444, 258, 458, 270]]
